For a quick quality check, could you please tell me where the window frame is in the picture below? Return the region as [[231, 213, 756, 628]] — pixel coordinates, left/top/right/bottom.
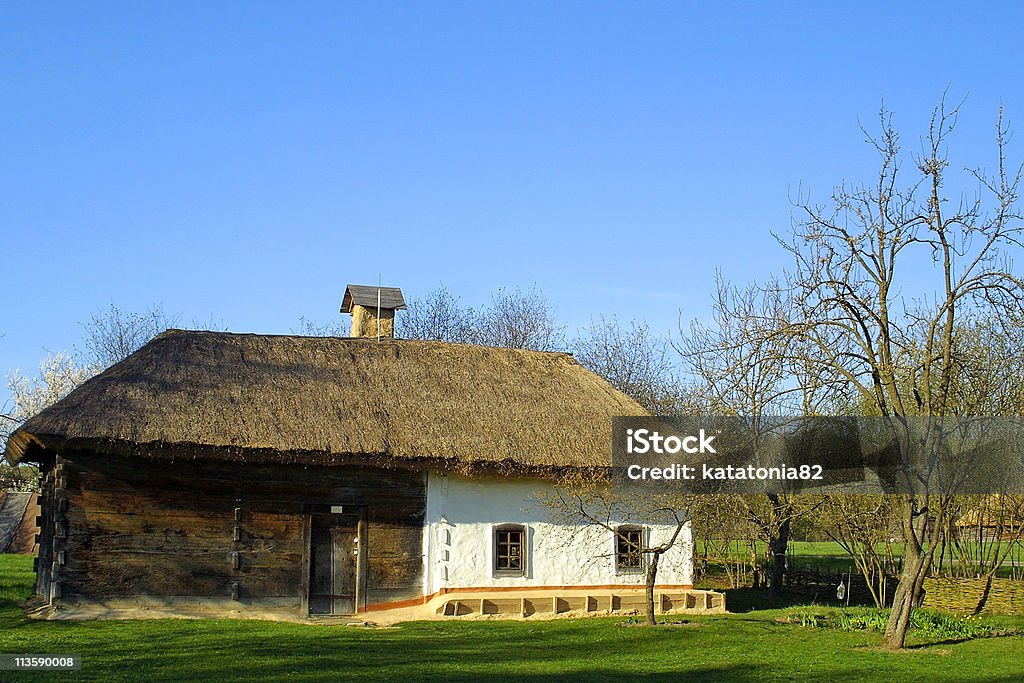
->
[[614, 524, 646, 574], [492, 523, 527, 577]]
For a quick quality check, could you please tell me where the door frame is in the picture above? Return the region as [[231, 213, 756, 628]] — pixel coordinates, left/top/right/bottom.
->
[[303, 505, 367, 615]]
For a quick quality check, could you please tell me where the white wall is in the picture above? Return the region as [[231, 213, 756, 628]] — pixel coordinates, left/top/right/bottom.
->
[[422, 472, 692, 595]]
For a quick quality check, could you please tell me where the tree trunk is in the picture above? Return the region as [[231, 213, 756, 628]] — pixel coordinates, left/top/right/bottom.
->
[[768, 516, 791, 597], [973, 573, 994, 616], [885, 487, 947, 649], [856, 560, 881, 608], [884, 546, 929, 649], [645, 552, 660, 626]]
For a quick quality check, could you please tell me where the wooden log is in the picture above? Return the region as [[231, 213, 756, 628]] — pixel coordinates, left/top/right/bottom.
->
[[53, 452, 427, 606]]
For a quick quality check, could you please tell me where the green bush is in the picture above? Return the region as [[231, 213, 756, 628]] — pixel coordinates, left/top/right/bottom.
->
[[782, 608, 829, 628], [784, 606, 1003, 640], [833, 609, 889, 632], [909, 609, 996, 640]]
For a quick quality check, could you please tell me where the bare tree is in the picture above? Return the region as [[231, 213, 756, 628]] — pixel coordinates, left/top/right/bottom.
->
[[539, 313, 693, 625], [1, 413, 36, 491], [931, 312, 1024, 604], [78, 303, 179, 370], [544, 476, 695, 625], [679, 276, 831, 596], [943, 494, 1024, 589], [573, 316, 681, 412], [394, 284, 564, 351], [294, 317, 346, 337], [774, 97, 1024, 648], [813, 495, 902, 607], [3, 304, 180, 489], [688, 493, 762, 589], [395, 285, 481, 344], [2, 352, 93, 490], [948, 311, 1024, 417], [477, 287, 564, 351]]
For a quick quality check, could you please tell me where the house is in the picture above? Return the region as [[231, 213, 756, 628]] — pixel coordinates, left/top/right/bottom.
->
[[0, 491, 39, 555], [4, 285, 722, 620], [954, 495, 1024, 543]]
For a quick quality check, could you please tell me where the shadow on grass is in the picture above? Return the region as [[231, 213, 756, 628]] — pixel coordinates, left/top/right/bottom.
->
[[904, 629, 1024, 650], [3, 596, 1023, 683], [724, 588, 824, 613], [0, 605, 776, 683], [3, 550, 1022, 683]]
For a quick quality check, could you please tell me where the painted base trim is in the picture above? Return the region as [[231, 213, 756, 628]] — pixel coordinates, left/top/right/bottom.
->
[[361, 584, 696, 613]]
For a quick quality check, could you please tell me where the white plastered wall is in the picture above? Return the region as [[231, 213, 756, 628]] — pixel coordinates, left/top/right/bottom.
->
[[422, 472, 692, 595]]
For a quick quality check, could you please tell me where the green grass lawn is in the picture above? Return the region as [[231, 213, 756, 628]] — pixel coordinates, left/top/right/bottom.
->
[[1, 554, 1023, 682]]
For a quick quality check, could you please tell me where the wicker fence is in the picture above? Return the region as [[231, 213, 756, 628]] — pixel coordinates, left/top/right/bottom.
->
[[782, 569, 884, 605], [922, 577, 1024, 615], [780, 570, 1024, 613]]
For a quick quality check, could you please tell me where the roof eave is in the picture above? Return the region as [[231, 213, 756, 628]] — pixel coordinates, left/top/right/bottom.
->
[[6, 433, 614, 480]]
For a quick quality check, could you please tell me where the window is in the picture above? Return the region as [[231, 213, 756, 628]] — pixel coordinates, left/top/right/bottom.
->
[[493, 524, 526, 576], [615, 525, 645, 572]]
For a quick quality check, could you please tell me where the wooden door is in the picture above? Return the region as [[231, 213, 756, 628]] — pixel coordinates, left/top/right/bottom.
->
[[309, 511, 362, 615]]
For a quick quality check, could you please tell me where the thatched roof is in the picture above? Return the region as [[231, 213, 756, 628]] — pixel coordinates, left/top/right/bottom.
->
[[6, 330, 646, 473]]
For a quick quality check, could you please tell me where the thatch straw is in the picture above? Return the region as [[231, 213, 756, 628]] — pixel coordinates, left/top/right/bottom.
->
[[6, 330, 647, 472]]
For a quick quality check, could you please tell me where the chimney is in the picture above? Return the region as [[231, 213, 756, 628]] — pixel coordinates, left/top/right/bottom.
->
[[340, 284, 407, 339]]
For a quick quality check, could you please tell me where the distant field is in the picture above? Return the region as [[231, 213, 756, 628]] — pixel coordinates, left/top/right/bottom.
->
[[697, 540, 1023, 577], [698, 540, 894, 557], [696, 540, 865, 574], [2, 554, 1024, 682]]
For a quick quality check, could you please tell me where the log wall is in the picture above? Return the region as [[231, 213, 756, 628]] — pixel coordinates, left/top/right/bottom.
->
[[51, 452, 425, 614]]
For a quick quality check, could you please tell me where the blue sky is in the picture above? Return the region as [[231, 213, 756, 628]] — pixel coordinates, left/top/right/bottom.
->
[[2, 2, 1023, 405]]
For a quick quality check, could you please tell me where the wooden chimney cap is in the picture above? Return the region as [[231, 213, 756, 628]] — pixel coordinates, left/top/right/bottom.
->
[[340, 285, 407, 313]]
